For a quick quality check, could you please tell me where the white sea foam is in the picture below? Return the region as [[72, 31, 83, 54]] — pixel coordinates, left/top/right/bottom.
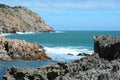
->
[[50, 31, 64, 33], [0, 33, 13, 36], [16, 32, 35, 34], [44, 46, 93, 63], [44, 46, 93, 56], [55, 31, 64, 33]]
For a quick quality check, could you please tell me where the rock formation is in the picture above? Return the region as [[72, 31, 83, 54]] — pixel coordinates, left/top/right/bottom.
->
[[0, 36, 51, 60], [94, 35, 120, 60], [3, 62, 68, 80], [3, 35, 120, 80], [0, 4, 54, 33]]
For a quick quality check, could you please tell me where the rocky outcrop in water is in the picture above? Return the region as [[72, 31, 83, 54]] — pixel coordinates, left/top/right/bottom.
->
[[3, 35, 120, 80], [3, 62, 68, 80], [0, 4, 54, 33], [94, 35, 120, 60], [4, 54, 120, 80], [0, 36, 51, 60]]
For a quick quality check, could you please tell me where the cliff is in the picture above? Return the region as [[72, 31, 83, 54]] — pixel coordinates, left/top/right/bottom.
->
[[94, 35, 120, 60], [3, 35, 120, 80], [0, 4, 54, 33], [0, 36, 51, 60]]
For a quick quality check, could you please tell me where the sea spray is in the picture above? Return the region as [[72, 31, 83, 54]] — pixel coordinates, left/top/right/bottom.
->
[[44, 46, 93, 63], [44, 46, 93, 55]]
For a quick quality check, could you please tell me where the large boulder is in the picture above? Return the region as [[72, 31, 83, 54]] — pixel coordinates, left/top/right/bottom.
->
[[0, 4, 54, 33], [94, 35, 120, 60], [0, 36, 51, 60]]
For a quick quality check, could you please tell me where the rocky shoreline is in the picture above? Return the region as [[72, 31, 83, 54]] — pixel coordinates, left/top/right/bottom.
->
[[0, 36, 51, 61], [3, 35, 120, 80]]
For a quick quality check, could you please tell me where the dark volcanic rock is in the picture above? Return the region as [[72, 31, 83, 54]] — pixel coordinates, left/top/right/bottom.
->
[[3, 54, 120, 80], [0, 4, 54, 33], [94, 35, 120, 60], [56, 54, 120, 80], [77, 53, 90, 56], [67, 53, 73, 56], [3, 63, 69, 80], [0, 36, 51, 60]]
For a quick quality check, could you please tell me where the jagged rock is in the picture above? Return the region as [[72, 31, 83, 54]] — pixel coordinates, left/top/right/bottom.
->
[[94, 35, 120, 60], [4, 54, 120, 80], [0, 50, 11, 60], [0, 4, 54, 33], [0, 36, 51, 60], [3, 63, 69, 80]]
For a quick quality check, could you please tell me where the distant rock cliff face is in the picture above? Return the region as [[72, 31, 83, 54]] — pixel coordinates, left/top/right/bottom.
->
[[0, 4, 54, 33], [0, 36, 51, 60]]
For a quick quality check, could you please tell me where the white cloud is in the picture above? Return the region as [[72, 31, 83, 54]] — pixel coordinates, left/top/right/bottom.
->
[[45, 0, 120, 10], [0, 0, 120, 13]]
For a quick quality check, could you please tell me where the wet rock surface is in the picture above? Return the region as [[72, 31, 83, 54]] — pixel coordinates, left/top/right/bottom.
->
[[3, 35, 120, 80], [0, 36, 51, 60], [77, 53, 90, 56], [0, 4, 54, 33]]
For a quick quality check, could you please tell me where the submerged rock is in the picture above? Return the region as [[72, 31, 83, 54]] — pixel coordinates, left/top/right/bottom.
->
[[77, 53, 90, 56], [67, 53, 73, 56], [0, 36, 51, 60], [0, 4, 54, 33]]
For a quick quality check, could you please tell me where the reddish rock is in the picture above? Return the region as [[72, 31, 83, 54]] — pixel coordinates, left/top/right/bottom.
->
[[0, 36, 51, 60]]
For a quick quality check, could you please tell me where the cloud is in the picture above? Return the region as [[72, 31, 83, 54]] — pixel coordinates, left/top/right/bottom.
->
[[43, 0, 120, 10], [0, 0, 120, 13]]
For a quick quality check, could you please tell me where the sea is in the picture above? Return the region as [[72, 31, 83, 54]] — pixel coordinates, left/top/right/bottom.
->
[[0, 31, 120, 79]]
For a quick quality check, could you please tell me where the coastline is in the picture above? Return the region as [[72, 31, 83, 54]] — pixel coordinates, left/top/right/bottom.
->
[[3, 35, 120, 80]]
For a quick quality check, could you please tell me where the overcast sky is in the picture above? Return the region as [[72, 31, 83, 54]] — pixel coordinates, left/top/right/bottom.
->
[[0, 0, 120, 30]]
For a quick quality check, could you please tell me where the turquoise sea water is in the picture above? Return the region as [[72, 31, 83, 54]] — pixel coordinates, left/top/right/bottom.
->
[[0, 31, 120, 79]]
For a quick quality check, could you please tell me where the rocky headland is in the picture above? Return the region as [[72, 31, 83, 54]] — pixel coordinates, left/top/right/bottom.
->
[[3, 35, 120, 80], [0, 4, 54, 33], [0, 36, 51, 60]]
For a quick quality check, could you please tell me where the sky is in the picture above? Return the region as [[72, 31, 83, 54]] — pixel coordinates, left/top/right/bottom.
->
[[0, 0, 120, 30]]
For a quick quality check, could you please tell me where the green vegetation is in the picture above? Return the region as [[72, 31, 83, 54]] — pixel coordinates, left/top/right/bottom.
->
[[0, 4, 10, 8]]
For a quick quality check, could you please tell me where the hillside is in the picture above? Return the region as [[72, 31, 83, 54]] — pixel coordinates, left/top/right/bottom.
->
[[0, 4, 54, 33]]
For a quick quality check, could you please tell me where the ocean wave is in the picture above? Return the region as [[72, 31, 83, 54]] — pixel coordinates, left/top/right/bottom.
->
[[16, 32, 35, 34], [44, 46, 93, 63], [44, 46, 93, 56], [0, 33, 14, 36], [50, 31, 64, 33]]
